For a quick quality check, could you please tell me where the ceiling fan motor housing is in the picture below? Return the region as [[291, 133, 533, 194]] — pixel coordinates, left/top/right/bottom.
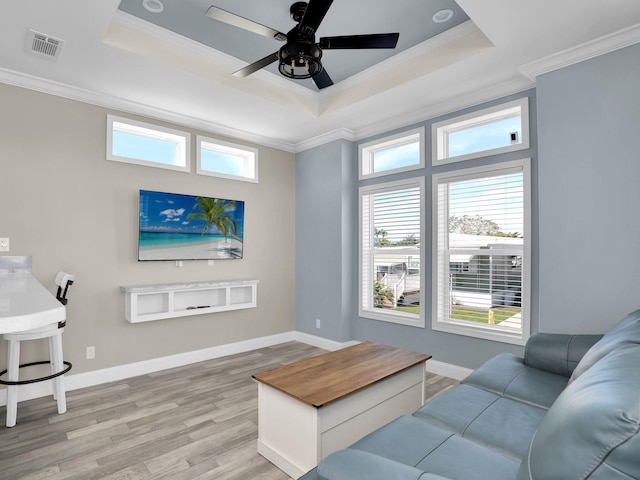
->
[[278, 30, 323, 79], [212, 0, 399, 89]]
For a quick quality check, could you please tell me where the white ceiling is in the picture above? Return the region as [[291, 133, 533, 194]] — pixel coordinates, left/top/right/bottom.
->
[[1, 1, 640, 152]]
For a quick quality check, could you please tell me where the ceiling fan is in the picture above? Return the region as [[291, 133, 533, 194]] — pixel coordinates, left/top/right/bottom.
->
[[206, 0, 400, 90]]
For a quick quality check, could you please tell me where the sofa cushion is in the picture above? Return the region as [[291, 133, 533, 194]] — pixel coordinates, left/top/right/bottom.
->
[[517, 344, 640, 480], [414, 434, 520, 480], [316, 450, 451, 480], [350, 414, 520, 480], [461, 353, 568, 409], [413, 384, 546, 460], [350, 415, 453, 467], [570, 308, 640, 382], [414, 384, 500, 434], [523, 333, 602, 377]]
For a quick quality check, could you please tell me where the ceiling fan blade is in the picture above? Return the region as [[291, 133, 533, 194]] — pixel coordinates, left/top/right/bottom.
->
[[313, 68, 333, 90], [300, 0, 334, 32], [233, 52, 279, 78], [319, 33, 400, 49], [206, 6, 287, 41]]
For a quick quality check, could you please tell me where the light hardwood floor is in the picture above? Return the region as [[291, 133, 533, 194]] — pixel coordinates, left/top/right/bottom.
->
[[0, 342, 458, 479]]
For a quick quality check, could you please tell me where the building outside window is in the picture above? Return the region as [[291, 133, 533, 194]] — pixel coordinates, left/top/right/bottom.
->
[[432, 158, 530, 345], [360, 178, 424, 327]]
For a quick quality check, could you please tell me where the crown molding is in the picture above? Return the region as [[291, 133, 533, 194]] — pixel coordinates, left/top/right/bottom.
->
[[0, 62, 533, 156], [518, 22, 640, 81], [294, 128, 356, 152], [0, 66, 298, 152]]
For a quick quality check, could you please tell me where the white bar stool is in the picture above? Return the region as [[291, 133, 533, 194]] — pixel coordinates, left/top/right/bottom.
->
[[0, 272, 74, 427]]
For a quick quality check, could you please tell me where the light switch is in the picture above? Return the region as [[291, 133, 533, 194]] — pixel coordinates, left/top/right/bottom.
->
[[0, 238, 9, 252]]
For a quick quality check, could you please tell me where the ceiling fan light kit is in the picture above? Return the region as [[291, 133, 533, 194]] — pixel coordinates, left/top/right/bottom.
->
[[278, 40, 323, 79], [206, 0, 400, 90]]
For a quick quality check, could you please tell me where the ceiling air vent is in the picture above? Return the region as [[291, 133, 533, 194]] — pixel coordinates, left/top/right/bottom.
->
[[26, 29, 64, 61]]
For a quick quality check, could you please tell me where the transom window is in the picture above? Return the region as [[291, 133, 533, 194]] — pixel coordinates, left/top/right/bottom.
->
[[432, 159, 530, 345], [359, 127, 425, 179], [197, 136, 258, 183], [360, 178, 424, 327], [432, 98, 529, 165], [106, 115, 190, 172]]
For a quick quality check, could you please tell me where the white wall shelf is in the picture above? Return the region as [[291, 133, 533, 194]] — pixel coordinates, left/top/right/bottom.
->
[[120, 279, 258, 323]]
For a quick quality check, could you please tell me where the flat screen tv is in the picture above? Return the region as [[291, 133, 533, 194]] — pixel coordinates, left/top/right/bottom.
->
[[138, 190, 244, 261]]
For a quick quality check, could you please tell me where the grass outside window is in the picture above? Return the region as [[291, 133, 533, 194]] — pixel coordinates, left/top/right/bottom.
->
[[396, 305, 520, 325]]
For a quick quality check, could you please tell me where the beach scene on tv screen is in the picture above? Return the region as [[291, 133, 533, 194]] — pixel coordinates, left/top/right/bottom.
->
[[138, 190, 244, 261]]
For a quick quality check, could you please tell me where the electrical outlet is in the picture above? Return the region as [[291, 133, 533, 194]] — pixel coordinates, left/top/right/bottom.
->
[[86, 346, 95, 359], [0, 238, 9, 252], [315, 318, 321, 329]]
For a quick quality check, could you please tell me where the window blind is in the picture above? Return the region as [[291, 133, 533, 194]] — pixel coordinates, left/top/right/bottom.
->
[[360, 179, 423, 325], [436, 167, 524, 331]]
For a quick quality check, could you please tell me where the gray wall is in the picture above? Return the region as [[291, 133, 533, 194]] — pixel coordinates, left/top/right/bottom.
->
[[297, 43, 640, 369], [537, 43, 640, 332], [296, 90, 539, 368], [0, 83, 296, 374], [296, 139, 357, 342]]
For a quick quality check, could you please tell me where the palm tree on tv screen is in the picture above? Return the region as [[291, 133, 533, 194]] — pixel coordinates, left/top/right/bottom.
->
[[187, 197, 239, 241]]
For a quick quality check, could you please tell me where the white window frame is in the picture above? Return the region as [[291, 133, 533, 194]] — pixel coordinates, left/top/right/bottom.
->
[[359, 177, 425, 328], [197, 136, 259, 183], [432, 98, 529, 165], [431, 158, 531, 345], [359, 127, 425, 180], [106, 115, 190, 173]]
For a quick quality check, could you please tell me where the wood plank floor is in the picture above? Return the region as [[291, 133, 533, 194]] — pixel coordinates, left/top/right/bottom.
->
[[0, 342, 458, 479]]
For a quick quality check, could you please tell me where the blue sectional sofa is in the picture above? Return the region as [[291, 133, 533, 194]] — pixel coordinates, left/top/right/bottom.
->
[[299, 309, 640, 480]]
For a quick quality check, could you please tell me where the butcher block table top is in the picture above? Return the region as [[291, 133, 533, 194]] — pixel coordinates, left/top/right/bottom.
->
[[252, 341, 431, 408]]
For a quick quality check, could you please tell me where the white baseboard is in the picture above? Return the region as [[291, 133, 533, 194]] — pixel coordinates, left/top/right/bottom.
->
[[0, 331, 465, 405], [291, 331, 359, 351]]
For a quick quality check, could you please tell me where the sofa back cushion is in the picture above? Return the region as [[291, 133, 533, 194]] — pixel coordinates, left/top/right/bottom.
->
[[569, 308, 640, 382], [517, 344, 640, 480]]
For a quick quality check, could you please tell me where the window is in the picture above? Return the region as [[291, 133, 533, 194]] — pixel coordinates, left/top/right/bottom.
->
[[432, 98, 529, 165], [360, 178, 424, 327], [432, 159, 530, 345], [197, 136, 258, 183], [106, 115, 190, 172], [359, 127, 425, 179]]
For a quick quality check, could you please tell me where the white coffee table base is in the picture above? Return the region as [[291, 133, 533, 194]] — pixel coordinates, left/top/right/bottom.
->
[[256, 363, 425, 478]]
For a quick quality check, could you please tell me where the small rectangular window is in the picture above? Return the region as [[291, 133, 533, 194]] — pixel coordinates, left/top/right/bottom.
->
[[106, 115, 190, 172], [359, 127, 425, 179], [432, 98, 529, 165], [197, 136, 258, 183]]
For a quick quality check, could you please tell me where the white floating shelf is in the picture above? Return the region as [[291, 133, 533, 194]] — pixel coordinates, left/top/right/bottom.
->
[[120, 279, 258, 323]]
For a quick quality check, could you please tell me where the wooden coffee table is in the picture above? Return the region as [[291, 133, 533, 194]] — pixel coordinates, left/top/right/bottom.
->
[[252, 342, 431, 478]]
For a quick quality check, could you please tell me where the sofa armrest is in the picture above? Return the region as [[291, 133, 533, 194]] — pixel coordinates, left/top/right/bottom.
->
[[524, 333, 602, 377], [316, 450, 451, 480]]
